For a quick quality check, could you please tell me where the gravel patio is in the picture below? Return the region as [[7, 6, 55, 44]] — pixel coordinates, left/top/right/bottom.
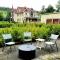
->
[[0, 39, 60, 60]]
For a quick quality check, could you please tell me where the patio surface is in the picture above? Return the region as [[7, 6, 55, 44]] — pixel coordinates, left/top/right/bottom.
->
[[0, 39, 60, 60]]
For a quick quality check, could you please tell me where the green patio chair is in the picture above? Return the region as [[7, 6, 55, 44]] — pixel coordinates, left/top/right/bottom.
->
[[2, 34, 15, 52]]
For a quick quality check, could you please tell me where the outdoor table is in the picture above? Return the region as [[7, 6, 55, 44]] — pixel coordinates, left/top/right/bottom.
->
[[36, 38, 45, 42], [18, 44, 36, 60], [36, 38, 45, 49]]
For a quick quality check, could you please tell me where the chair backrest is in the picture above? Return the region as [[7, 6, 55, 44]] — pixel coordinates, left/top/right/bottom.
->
[[24, 32, 31, 39], [2, 34, 12, 43], [50, 34, 59, 40], [24, 32, 31, 38]]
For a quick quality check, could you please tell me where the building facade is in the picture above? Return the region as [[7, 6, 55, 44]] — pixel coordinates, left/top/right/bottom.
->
[[41, 13, 60, 24], [12, 7, 39, 23]]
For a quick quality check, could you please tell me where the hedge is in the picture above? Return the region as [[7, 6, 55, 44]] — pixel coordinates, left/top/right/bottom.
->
[[0, 22, 60, 44]]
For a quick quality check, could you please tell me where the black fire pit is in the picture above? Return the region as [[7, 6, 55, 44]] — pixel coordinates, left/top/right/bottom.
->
[[18, 44, 36, 60]]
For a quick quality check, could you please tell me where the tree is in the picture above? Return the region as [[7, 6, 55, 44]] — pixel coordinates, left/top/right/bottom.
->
[[40, 5, 46, 14], [45, 5, 55, 13], [5, 11, 11, 22], [56, 0, 60, 12], [0, 12, 3, 21], [0, 7, 11, 22]]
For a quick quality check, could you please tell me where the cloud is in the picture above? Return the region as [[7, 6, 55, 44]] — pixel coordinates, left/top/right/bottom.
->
[[0, 0, 58, 11]]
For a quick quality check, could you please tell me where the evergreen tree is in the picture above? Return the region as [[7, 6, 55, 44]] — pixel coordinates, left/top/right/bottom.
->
[[40, 5, 46, 14], [46, 5, 55, 13], [56, 0, 60, 12]]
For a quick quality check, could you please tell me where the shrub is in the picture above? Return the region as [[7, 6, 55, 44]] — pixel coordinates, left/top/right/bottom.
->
[[0, 21, 14, 28], [0, 22, 60, 44]]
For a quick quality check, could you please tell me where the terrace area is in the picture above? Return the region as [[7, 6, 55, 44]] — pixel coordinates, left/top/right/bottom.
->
[[0, 39, 60, 60], [0, 22, 60, 60]]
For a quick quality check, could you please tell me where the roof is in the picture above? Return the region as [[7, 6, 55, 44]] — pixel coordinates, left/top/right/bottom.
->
[[13, 7, 36, 14], [41, 12, 60, 15]]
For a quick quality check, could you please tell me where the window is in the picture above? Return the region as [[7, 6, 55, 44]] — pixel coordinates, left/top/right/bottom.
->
[[17, 19, 20, 22], [46, 19, 52, 24], [25, 13, 27, 15], [53, 19, 59, 24], [59, 19, 60, 24], [17, 14, 19, 16], [30, 11, 33, 17]]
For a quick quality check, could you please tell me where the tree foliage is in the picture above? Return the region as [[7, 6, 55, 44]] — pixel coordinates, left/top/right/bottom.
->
[[40, 5, 46, 14], [40, 5, 55, 14], [0, 7, 11, 11], [56, 0, 60, 12], [45, 5, 55, 13], [0, 12, 3, 21], [5, 11, 11, 22], [0, 7, 11, 21]]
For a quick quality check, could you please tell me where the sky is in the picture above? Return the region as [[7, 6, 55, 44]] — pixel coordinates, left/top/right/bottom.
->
[[0, 0, 58, 11]]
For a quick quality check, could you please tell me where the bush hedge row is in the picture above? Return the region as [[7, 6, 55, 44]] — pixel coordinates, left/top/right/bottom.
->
[[0, 22, 60, 44]]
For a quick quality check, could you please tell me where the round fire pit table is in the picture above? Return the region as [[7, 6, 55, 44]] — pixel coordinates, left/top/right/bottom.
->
[[18, 44, 36, 60]]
